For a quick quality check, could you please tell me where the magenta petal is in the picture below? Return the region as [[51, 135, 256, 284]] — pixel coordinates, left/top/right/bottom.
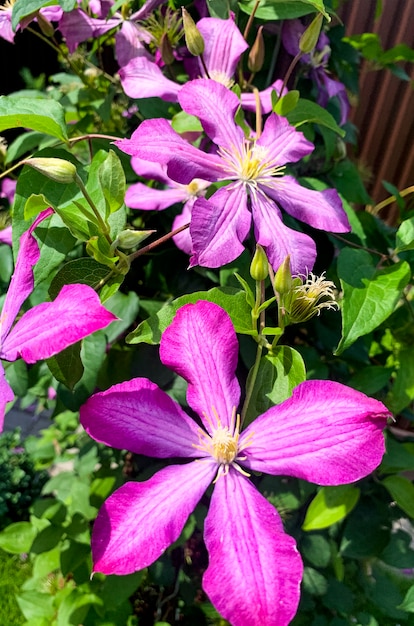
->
[[197, 17, 248, 83], [115, 21, 152, 68], [172, 200, 193, 254], [80, 377, 202, 458], [241, 380, 389, 485], [178, 79, 244, 150], [1, 284, 116, 363], [251, 192, 316, 274], [190, 186, 251, 268], [119, 55, 181, 101], [257, 113, 314, 165], [160, 301, 240, 433], [0, 208, 53, 344], [203, 470, 303, 626], [0, 363, 15, 432], [126, 181, 187, 210], [92, 461, 216, 575], [115, 119, 224, 184], [264, 176, 350, 233]]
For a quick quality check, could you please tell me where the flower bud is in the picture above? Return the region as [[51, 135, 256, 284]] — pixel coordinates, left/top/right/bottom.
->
[[182, 7, 204, 57], [299, 13, 323, 54], [112, 229, 155, 251], [287, 272, 338, 324], [37, 13, 55, 38], [160, 32, 175, 65], [23, 158, 77, 184], [250, 244, 268, 281], [248, 26, 265, 73], [274, 256, 293, 295]]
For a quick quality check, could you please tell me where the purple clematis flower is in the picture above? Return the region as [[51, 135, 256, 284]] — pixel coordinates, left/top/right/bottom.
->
[[119, 15, 285, 113], [116, 79, 350, 274], [0, 2, 63, 43], [282, 19, 350, 126], [126, 157, 209, 254], [80, 300, 389, 626], [0, 208, 117, 430]]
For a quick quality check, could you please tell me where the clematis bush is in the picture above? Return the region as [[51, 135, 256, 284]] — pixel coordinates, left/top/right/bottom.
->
[[0, 0, 413, 625]]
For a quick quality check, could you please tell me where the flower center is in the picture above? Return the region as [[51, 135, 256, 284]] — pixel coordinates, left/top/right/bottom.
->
[[218, 140, 285, 189], [211, 425, 238, 464]]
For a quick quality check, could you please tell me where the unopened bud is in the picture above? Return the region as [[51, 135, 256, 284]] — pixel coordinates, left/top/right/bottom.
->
[[37, 13, 55, 37], [248, 26, 265, 73], [111, 229, 155, 252], [299, 13, 323, 54], [250, 244, 268, 281], [24, 158, 77, 184], [274, 256, 293, 295], [160, 32, 175, 65], [182, 7, 204, 57]]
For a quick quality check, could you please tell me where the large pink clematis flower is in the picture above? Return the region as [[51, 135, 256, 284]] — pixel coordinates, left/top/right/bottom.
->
[[116, 79, 350, 274], [0, 208, 117, 430], [80, 300, 389, 626]]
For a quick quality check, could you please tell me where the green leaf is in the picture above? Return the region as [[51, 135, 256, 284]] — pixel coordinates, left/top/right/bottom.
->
[[336, 248, 411, 353], [98, 149, 126, 217], [57, 589, 102, 626], [382, 475, 414, 518], [386, 348, 414, 414], [287, 98, 345, 136], [399, 586, 414, 612], [32, 211, 77, 285], [17, 591, 55, 622], [238, 0, 327, 20], [0, 96, 68, 142], [302, 567, 328, 596], [0, 521, 37, 554], [46, 342, 83, 390], [103, 290, 140, 344], [48, 258, 110, 299], [244, 347, 306, 425], [396, 217, 414, 253], [302, 485, 360, 531], [171, 110, 203, 134], [127, 287, 252, 344], [273, 90, 300, 116]]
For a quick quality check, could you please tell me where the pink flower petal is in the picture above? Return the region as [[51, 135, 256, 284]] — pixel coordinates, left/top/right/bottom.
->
[[115, 118, 224, 184], [178, 79, 244, 151], [1, 284, 116, 363], [172, 200, 193, 254], [241, 380, 389, 484], [119, 55, 181, 101], [115, 21, 151, 68], [251, 191, 316, 274], [203, 470, 303, 626], [160, 301, 240, 434], [0, 363, 15, 432], [0, 208, 53, 344], [92, 461, 216, 575], [126, 181, 187, 210], [197, 16, 248, 83], [257, 114, 314, 165], [264, 176, 350, 233], [241, 79, 286, 114], [190, 186, 251, 268], [80, 377, 202, 458]]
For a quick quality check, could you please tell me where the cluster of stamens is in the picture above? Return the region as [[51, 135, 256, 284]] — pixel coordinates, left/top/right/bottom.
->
[[193, 407, 254, 481], [218, 140, 285, 192]]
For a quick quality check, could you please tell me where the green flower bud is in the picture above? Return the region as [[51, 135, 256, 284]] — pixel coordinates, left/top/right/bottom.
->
[[160, 32, 175, 65], [248, 26, 265, 73], [299, 13, 323, 55], [250, 244, 269, 281], [24, 158, 77, 184], [37, 13, 55, 37], [182, 7, 204, 57], [274, 256, 293, 295], [112, 229, 155, 252]]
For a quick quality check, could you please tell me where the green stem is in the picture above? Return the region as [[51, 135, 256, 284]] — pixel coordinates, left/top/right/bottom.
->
[[240, 342, 263, 427], [128, 222, 190, 262], [74, 173, 112, 243]]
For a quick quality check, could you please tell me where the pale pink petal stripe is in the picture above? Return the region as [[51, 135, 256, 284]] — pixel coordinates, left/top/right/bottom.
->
[[197, 17, 248, 82], [119, 55, 181, 101], [241, 380, 389, 484], [160, 301, 240, 434], [80, 377, 202, 458], [92, 461, 216, 575], [126, 182, 187, 210], [1, 284, 116, 363], [257, 114, 314, 165], [203, 470, 303, 626]]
